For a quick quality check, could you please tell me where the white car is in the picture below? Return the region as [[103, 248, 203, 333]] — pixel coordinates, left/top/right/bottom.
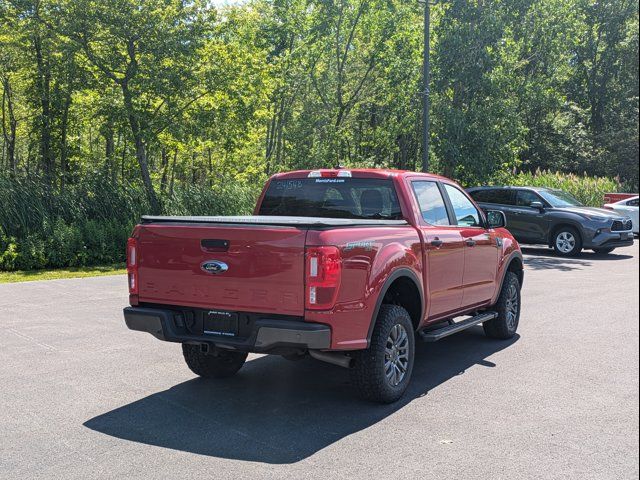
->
[[604, 196, 639, 235]]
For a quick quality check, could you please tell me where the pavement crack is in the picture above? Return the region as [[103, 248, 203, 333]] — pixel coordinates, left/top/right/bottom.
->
[[8, 328, 61, 352]]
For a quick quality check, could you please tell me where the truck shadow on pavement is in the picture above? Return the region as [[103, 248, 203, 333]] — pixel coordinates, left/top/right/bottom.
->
[[85, 329, 518, 464], [522, 247, 633, 272]]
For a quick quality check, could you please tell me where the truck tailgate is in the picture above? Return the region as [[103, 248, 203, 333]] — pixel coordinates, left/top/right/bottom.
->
[[136, 224, 307, 315]]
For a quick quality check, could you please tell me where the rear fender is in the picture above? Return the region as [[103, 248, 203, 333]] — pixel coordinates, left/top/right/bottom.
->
[[366, 267, 424, 346]]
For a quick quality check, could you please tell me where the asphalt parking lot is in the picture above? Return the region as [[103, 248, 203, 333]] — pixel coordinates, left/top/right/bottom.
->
[[1, 243, 638, 480]]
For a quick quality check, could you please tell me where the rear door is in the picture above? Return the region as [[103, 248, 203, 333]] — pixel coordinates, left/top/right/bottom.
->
[[470, 188, 519, 234], [137, 224, 306, 315], [410, 180, 465, 317], [442, 184, 499, 307]]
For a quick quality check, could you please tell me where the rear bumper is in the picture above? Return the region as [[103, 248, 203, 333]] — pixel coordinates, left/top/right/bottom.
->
[[123, 307, 331, 352]]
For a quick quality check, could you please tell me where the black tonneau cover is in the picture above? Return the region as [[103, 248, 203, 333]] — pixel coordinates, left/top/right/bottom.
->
[[141, 215, 408, 228]]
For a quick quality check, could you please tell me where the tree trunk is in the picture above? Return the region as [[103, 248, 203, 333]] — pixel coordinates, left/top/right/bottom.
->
[[121, 135, 127, 182], [207, 148, 213, 186], [1, 76, 17, 174], [122, 84, 160, 213], [60, 89, 72, 190], [33, 34, 54, 186], [160, 147, 169, 194], [104, 123, 115, 182], [169, 150, 177, 195]]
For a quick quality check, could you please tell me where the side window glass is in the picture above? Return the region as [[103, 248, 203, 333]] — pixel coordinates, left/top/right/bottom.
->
[[411, 181, 450, 225], [469, 189, 493, 203], [627, 199, 639, 207], [517, 190, 541, 207], [494, 189, 515, 205], [444, 184, 482, 227]]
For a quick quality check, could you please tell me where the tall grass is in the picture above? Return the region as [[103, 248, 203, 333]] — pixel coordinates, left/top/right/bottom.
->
[[2, 169, 625, 271], [493, 169, 624, 207], [0, 173, 259, 271]]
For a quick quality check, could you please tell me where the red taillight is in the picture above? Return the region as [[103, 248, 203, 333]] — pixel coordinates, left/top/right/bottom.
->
[[305, 246, 342, 310], [127, 237, 138, 295]]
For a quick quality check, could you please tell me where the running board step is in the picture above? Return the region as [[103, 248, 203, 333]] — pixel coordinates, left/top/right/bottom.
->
[[418, 312, 498, 342]]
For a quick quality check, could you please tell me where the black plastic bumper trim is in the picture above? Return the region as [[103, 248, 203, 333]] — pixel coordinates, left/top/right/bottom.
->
[[123, 307, 331, 352]]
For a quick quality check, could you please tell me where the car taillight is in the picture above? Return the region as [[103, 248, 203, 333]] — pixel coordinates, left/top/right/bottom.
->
[[305, 246, 342, 310], [127, 237, 138, 295]]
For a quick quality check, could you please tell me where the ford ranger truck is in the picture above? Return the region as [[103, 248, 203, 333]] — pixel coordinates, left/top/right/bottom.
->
[[124, 169, 524, 403]]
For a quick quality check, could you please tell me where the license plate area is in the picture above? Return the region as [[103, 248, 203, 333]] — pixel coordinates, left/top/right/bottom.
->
[[204, 310, 239, 337]]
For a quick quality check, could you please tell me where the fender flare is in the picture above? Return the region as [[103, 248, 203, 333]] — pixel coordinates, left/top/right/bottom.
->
[[366, 267, 424, 346], [495, 251, 524, 300]]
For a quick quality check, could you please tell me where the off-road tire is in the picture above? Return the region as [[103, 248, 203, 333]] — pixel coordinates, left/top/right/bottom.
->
[[552, 226, 583, 257], [593, 247, 615, 255], [182, 344, 248, 378], [350, 305, 415, 404], [483, 272, 521, 340]]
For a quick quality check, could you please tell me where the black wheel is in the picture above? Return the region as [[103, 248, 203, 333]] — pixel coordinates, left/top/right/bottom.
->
[[593, 247, 615, 255], [483, 272, 521, 340], [182, 344, 248, 378], [350, 305, 415, 403], [552, 226, 583, 257]]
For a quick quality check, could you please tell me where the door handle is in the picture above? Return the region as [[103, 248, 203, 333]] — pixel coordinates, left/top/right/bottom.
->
[[465, 239, 477, 247], [430, 239, 443, 247]]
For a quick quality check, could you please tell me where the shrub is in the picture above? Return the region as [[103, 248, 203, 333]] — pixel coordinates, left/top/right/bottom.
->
[[0, 235, 19, 271], [491, 169, 624, 207], [163, 183, 258, 216], [0, 173, 260, 271]]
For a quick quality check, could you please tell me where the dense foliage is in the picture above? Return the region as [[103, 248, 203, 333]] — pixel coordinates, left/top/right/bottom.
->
[[495, 169, 623, 207], [0, 173, 257, 270], [0, 0, 637, 270]]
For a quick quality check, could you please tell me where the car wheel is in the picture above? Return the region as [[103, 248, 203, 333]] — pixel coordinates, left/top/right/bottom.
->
[[350, 305, 415, 404], [553, 227, 582, 257], [182, 344, 248, 378], [593, 247, 615, 254], [483, 271, 521, 340]]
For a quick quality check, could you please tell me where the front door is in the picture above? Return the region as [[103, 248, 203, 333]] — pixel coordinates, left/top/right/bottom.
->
[[509, 190, 550, 242], [410, 180, 465, 318], [442, 183, 499, 307]]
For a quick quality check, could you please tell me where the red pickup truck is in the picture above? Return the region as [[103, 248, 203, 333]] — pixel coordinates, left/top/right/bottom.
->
[[124, 169, 523, 403]]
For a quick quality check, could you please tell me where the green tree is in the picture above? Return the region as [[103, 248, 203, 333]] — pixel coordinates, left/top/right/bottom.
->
[[57, 0, 214, 211]]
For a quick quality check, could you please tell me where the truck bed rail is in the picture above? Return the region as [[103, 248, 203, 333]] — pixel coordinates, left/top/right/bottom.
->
[[141, 215, 408, 228]]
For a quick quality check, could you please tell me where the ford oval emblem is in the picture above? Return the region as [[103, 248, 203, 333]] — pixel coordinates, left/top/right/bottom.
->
[[201, 260, 228, 274]]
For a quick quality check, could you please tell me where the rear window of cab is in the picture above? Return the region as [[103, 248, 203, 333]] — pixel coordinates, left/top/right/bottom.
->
[[259, 178, 403, 220]]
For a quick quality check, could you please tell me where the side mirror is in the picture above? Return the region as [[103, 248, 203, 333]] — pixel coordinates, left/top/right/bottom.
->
[[486, 210, 507, 229], [530, 201, 545, 211]]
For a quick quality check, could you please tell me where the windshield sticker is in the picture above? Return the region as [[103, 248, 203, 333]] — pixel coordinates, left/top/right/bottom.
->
[[315, 178, 346, 183]]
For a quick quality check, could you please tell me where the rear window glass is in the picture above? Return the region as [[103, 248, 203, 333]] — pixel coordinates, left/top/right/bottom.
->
[[470, 189, 514, 205], [259, 178, 403, 219]]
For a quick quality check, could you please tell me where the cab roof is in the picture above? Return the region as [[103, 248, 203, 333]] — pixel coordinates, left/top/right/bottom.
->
[[273, 168, 450, 182]]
